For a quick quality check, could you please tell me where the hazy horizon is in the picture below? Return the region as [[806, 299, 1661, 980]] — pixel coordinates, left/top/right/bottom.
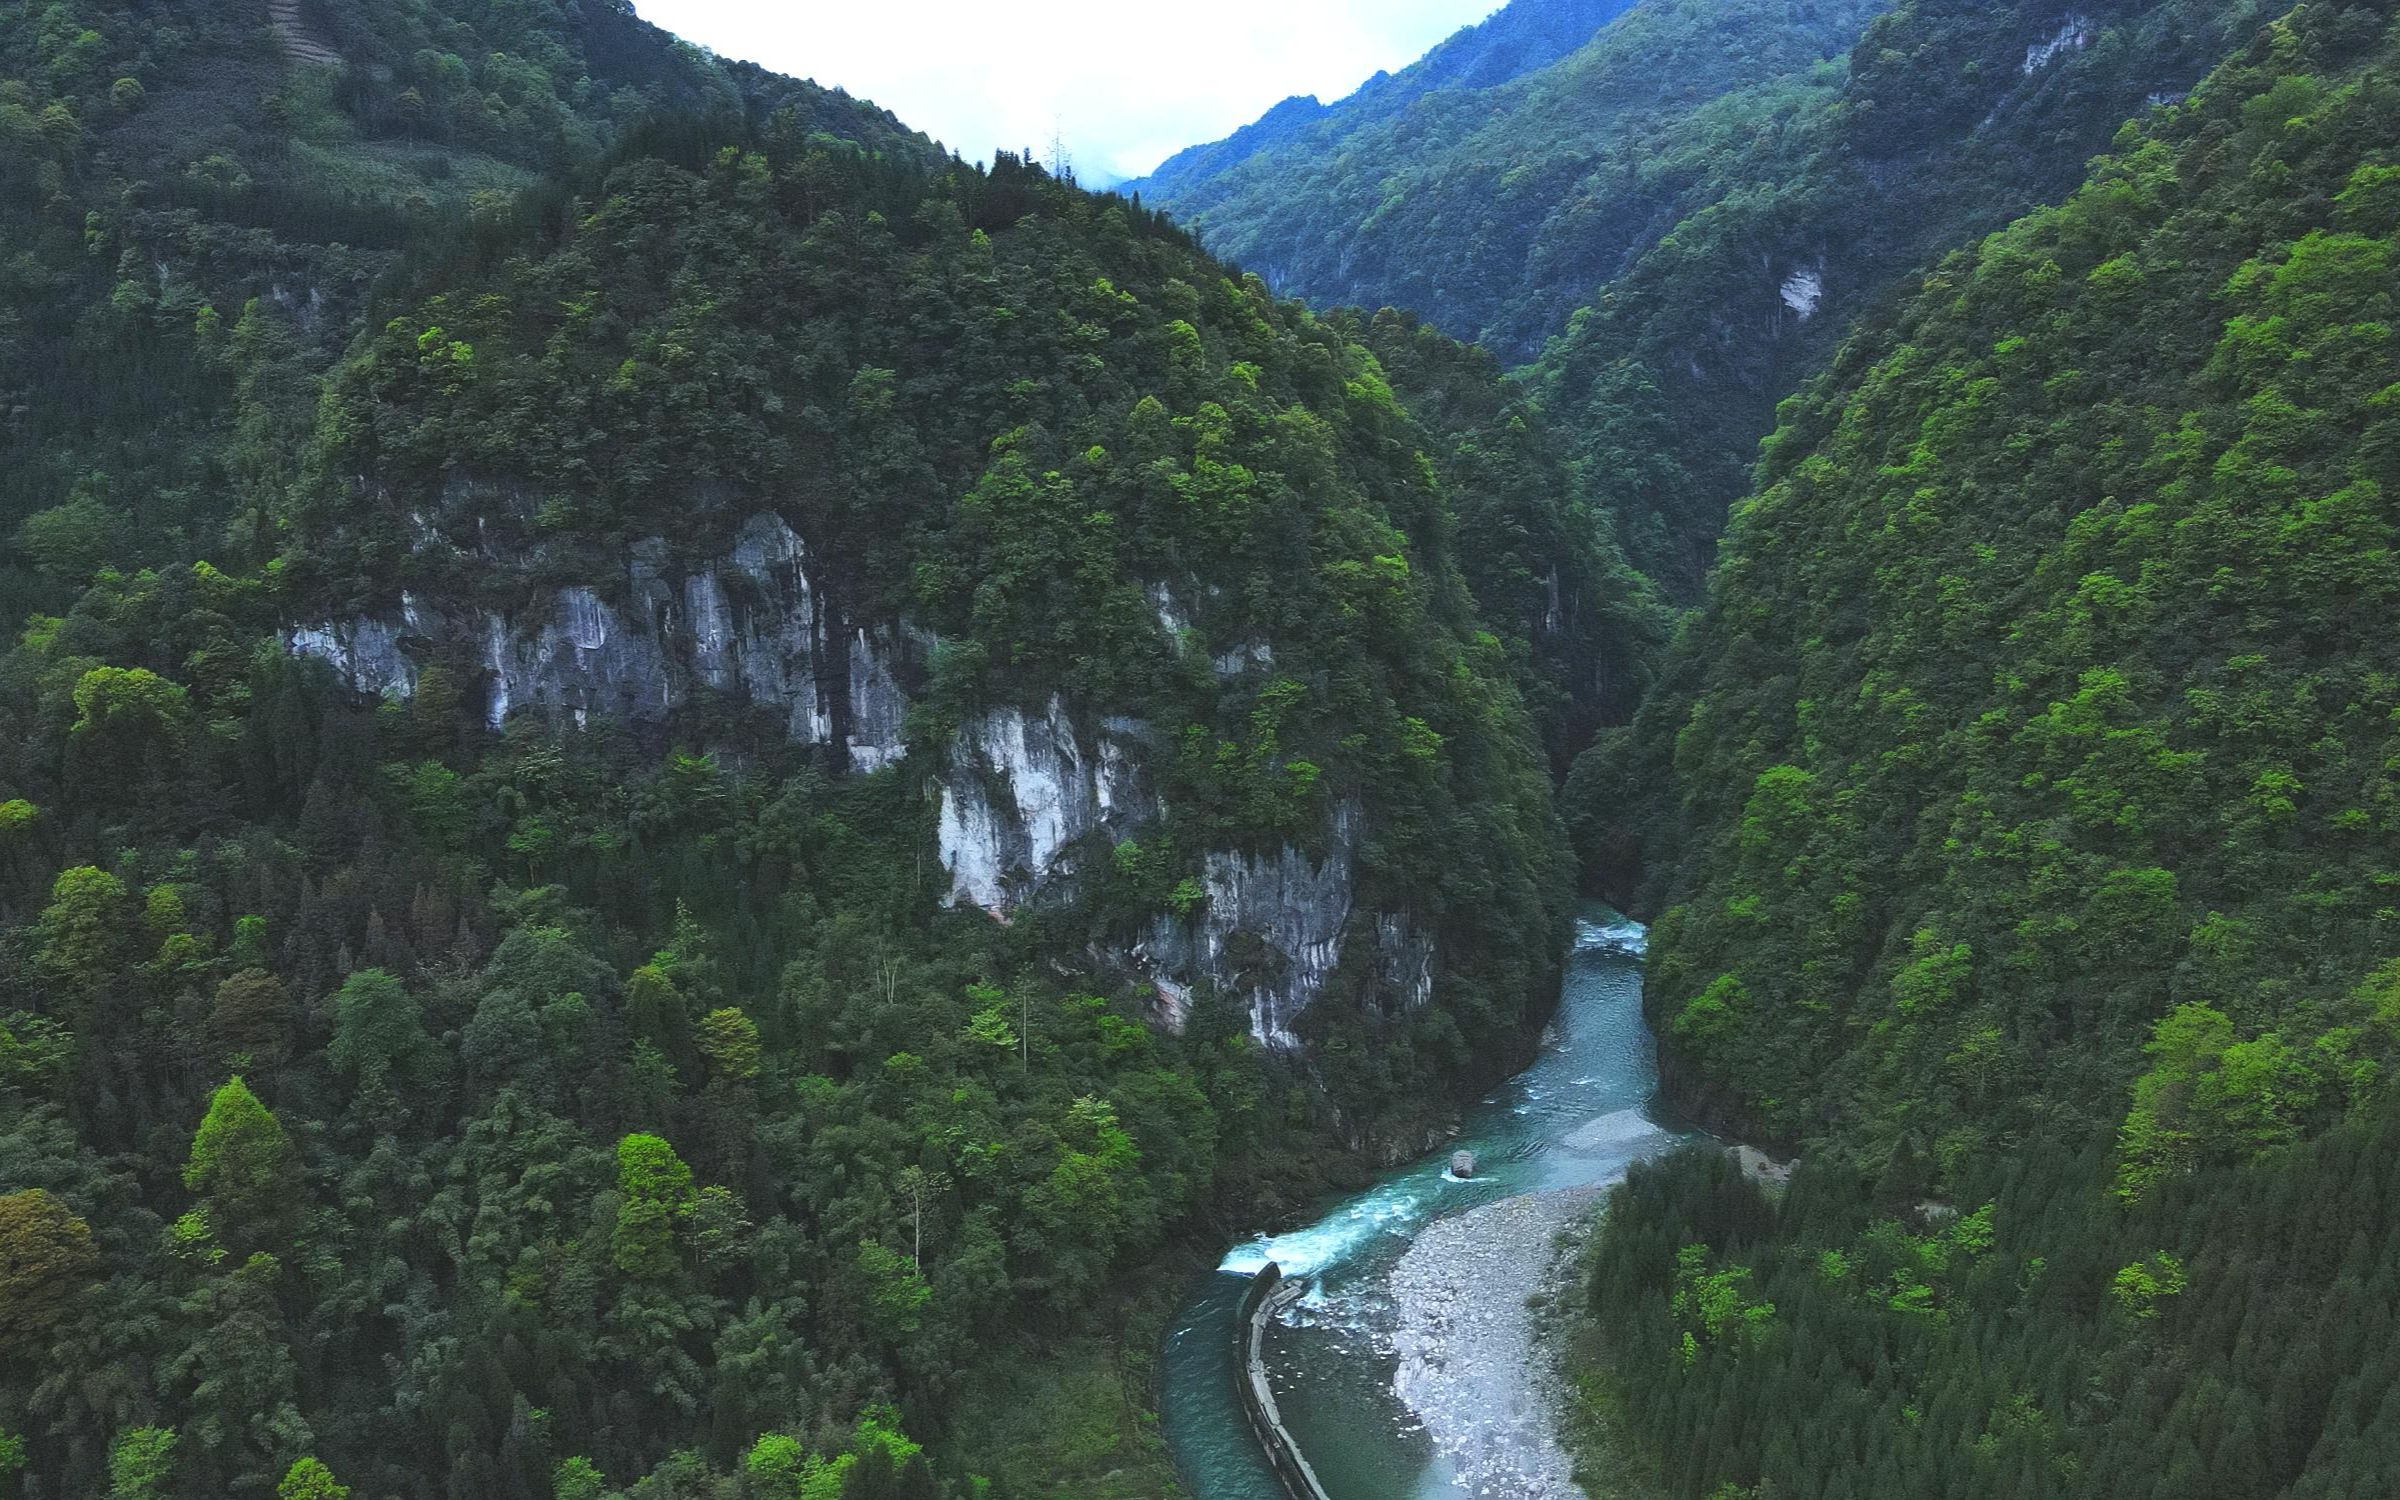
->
[[631, 0, 1504, 182]]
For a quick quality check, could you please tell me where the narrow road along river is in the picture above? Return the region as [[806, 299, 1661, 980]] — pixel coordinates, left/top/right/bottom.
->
[[1160, 910, 1676, 1499]]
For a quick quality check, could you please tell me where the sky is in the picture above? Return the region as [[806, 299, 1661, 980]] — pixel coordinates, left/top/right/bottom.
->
[[632, 0, 1505, 183]]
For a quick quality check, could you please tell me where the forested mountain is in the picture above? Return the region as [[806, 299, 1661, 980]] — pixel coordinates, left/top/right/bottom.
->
[[1134, 0, 2283, 587], [0, 3, 1626, 1498], [1125, 0, 1875, 364], [1129, 0, 1641, 215], [1348, 309, 1667, 766], [0, 0, 930, 629], [13, 0, 2400, 1495], [1565, 0, 2400, 1492]]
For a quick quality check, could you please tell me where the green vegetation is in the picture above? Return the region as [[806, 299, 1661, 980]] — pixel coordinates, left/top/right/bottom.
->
[[4, 627, 1264, 1495], [1346, 308, 1667, 764], [0, 2, 1593, 1497], [1535, 0, 2282, 586], [1131, 0, 1885, 362], [1568, 1, 2400, 1492], [294, 130, 1575, 1118], [1139, 0, 2281, 587], [0, 0, 929, 629], [18, 0, 2400, 1492]]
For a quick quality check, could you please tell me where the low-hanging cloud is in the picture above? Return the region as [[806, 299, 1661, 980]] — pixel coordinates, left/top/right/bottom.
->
[[633, 0, 1503, 182]]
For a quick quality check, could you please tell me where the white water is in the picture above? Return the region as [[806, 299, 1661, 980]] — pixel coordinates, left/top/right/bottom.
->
[[1162, 910, 1673, 1498]]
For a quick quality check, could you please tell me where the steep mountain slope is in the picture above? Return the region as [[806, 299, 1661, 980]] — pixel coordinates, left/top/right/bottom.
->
[[1127, 0, 1880, 363], [1133, 0, 2281, 589], [1348, 308, 1668, 766], [1538, 0, 2281, 586], [284, 140, 1574, 1109], [1566, 1, 2400, 1491], [1130, 0, 1641, 213], [0, 5, 1613, 1499], [0, 0, 930, 628]]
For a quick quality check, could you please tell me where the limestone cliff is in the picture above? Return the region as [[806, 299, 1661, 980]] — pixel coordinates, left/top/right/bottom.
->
[[294, 513, 1436, 1052], [293, 512, 912, 771]]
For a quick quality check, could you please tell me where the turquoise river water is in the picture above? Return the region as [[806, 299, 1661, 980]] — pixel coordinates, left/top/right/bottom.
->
[[1158, 910, 1675, 1498]]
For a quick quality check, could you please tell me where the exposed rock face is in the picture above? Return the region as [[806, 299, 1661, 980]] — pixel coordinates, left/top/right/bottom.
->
[[843, 633, 911, 772], [1375, 912, 1436, 1011], [1122, 801, 1437, 1051], [936, 701, 1157, 911], [1211, 639, 1276, 677], [1159, 831, 1355, 1052], [927, 710, 1436, 1050], [290, 512, 912, 770], [289, 609, 420, 700], [1149, 582, 1274, 681], [479, 582, 674, 731], [1731, 1143, 1797, 1189], [2024, 12, 2095, 74], [677, 516, 834, 741], [295, 509, 1437, 1051]]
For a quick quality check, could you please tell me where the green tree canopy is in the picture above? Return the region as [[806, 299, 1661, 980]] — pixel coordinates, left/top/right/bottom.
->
[[105, 1428, 176, 1500], [276, 1457, 349, 1500], [181, 1077, 295, 1241], [0, 1188, 97, 1353]]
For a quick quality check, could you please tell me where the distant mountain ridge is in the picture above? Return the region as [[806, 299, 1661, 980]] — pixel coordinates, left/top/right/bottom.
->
[[1127, 0, 1639, 202], [1123, 0, 1885, 366]]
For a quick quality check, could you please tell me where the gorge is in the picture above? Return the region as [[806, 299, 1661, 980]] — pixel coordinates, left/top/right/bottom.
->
[[5, 0, 2400, 1496]]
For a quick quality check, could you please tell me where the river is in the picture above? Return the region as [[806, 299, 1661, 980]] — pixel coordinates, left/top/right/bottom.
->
[[1159, 909, 1677, 1499]]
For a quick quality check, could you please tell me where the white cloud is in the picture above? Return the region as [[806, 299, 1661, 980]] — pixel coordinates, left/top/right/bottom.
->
[[632, 0, 1503, 181]]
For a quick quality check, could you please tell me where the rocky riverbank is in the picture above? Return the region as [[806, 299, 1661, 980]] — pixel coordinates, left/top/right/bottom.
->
[[1388, 1186, 1604, 1499]]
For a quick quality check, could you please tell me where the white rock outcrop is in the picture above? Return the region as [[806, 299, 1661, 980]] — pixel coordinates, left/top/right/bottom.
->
[[1126, 802, 1437, 1051], [289, 610, 418, 700], [929, 713, 1439, 1050], [289, 511, 910, 768], [936, 700, 1156, 910], [2024, 13, 2095, 74]]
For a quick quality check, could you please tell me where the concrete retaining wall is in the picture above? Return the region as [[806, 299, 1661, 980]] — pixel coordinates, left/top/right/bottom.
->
[[1233, 1262, 1334, 1500]]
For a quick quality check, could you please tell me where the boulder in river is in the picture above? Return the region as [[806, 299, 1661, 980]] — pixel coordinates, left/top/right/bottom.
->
[[1450, 1150, 1477, 1179]]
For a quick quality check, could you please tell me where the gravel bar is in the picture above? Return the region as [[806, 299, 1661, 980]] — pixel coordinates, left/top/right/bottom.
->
[[1388, 1187, 1602, 1499]]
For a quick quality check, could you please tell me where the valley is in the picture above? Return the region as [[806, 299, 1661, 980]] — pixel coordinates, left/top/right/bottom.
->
[[2, 1, 2398, 1498]]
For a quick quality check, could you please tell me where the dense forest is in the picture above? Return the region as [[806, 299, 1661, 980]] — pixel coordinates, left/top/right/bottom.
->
[[1138, 0, 2284, 587], [1566, 0, 2400, 1493], [0, 2, 1627, 1497], [0, 0, 932, 629], [1126, 0, 1883, 363], [10, 0, 2400, 1495]]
